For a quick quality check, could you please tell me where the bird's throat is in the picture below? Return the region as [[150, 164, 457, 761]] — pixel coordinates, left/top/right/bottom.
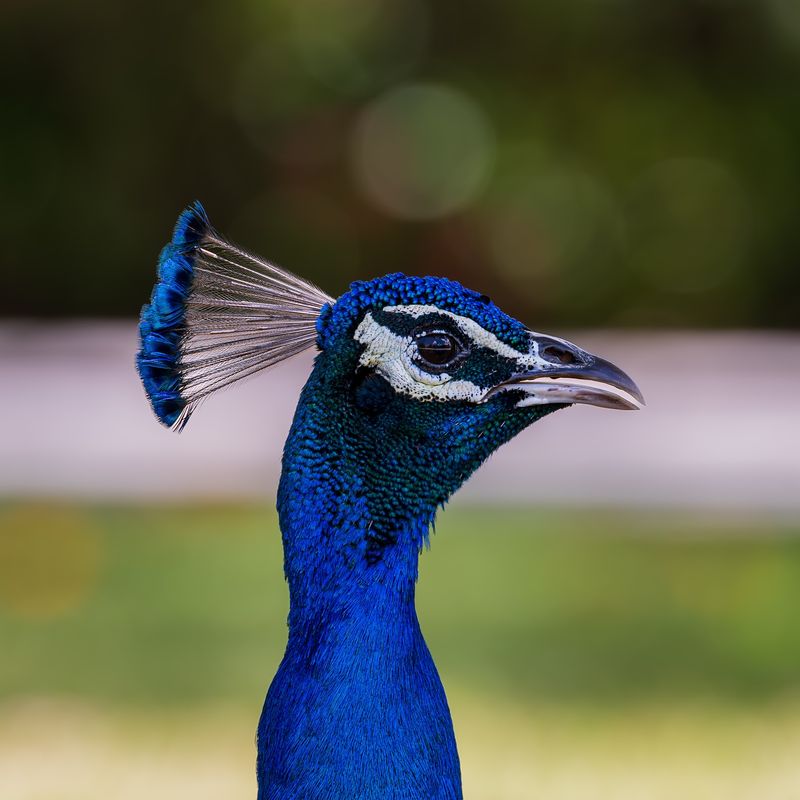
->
[[257, 368, 462, 799]]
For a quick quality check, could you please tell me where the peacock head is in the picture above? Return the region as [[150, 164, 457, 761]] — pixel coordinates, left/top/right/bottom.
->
[[137, 204, 642, 526], [307, 273, 640, 497]]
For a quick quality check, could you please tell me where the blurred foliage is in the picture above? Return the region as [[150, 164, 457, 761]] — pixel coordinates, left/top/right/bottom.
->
[[2, 503, 800, 709], [1, 0, 799, 326]]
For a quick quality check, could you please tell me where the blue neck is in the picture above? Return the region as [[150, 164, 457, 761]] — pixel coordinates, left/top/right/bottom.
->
[[257, 362, 462, 800]]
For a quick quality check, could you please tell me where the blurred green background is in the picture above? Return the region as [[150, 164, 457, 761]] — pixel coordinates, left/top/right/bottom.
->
[[5, 505, 800, 707], [3, 504, 800, 798], [3, 0, 800, 326], [3, 1, 800, 797]]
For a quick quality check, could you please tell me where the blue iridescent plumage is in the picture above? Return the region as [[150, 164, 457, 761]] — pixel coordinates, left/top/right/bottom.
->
[[137, 205, 643, 799], [317, 272, 530, 351], [263, 284, 542, 799], [136, 202, 208, 427], [137, 203, 331, 431]]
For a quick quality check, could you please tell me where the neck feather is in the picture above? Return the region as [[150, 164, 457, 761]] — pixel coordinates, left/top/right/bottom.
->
[[277, 363, 438, 609], [259, 360, 462, 799]]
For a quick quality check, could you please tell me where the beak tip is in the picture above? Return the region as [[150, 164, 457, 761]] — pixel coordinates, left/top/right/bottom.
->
[[506, 333, 647, 413], [593, 356, 645, 408]]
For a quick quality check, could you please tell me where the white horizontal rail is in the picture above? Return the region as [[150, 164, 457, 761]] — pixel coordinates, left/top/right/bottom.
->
[[1, 322, 798, 514]]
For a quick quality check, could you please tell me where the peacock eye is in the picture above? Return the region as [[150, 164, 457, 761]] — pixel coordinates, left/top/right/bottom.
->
[[413, 331, 464, 371]]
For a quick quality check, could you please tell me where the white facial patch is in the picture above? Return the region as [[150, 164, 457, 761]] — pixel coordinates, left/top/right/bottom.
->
[[352, 304, 556, 403]]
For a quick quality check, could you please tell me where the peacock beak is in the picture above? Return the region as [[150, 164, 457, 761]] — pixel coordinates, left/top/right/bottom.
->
[[485, 334, 645, 411]]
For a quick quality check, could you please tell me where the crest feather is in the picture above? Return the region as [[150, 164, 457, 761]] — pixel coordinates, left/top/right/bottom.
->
[[137, 202, 332, 431]]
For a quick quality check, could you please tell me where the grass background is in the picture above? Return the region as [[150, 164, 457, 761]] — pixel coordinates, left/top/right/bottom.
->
[[2, 504, 800, 798]]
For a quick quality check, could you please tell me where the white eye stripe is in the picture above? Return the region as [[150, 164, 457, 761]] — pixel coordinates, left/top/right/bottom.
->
[[354, 311, 486, 402], [381, 304, 554, 371], [352, 304, 566, 404]]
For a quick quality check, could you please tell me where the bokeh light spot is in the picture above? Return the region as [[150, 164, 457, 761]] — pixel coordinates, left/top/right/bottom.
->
[[287, 0, 429, 93], [626, 158, 751, 294], [766, 0, 800, 49], [483, 157, 626, 316], [351, 83, 495, 220], [488, 168, 622, 277], [0, 505, 103, 619]]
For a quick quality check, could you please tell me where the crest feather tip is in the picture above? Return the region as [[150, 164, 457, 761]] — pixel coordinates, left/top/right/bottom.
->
[[137, 202, 332, 430]]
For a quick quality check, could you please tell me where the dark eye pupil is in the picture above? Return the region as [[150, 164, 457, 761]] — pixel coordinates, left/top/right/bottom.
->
[[416, 333, 458, 366]]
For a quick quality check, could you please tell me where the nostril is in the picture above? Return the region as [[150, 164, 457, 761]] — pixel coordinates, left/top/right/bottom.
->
[[542, 344, 577, 365]]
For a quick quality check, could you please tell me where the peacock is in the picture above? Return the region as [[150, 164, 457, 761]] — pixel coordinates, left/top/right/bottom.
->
[[137, 202, 643, 800]]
